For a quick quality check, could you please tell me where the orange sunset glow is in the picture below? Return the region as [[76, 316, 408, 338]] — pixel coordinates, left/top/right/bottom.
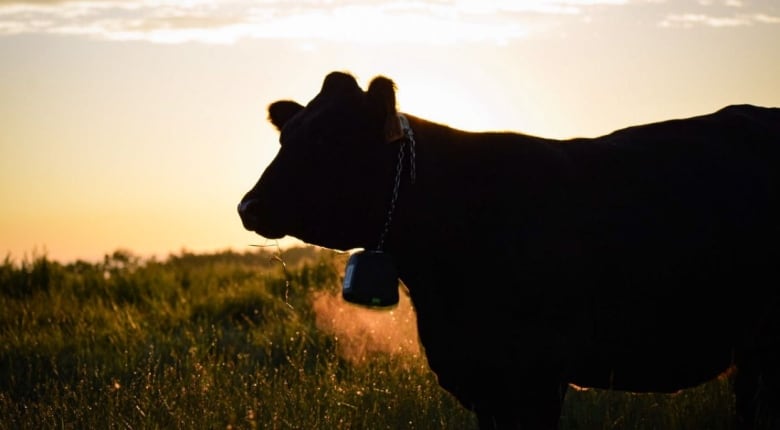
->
[[1, 0, 779, 263]]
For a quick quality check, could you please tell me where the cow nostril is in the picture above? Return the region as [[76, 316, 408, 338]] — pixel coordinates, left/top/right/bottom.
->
[[238, 198, 255, 216], [238, 198, 262, 229]]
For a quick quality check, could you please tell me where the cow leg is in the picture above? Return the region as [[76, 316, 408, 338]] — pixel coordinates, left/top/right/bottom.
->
[[473, 383, 568, 430], [735, 318, 780, 430], [475, 406, 561, 430]]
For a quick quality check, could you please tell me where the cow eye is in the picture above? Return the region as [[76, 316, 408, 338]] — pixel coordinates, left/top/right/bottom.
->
[[311, 125, 342, 147], [317, 132, 338, 147]]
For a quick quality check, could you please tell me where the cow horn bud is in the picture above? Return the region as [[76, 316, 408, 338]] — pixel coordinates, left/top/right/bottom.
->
[[322, 71, 358, 94]]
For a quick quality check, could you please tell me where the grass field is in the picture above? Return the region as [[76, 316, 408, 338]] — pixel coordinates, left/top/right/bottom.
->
[[0, 246, 735, 429]]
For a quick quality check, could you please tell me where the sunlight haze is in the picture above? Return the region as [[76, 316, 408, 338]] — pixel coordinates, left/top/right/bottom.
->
[[1, 0, 779, 262]]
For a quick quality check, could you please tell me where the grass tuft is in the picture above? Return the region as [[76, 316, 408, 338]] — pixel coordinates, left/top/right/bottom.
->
[[0, 246, 734, 429]]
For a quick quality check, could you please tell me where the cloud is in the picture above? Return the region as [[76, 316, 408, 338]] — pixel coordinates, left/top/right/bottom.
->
[[753, 13, 780, 23], [2, 0, 777, 43], [658, 0, 780, 28], [0, 0, 632, 44], [659, 12, 780, 28], [660, 13, 746, 27]]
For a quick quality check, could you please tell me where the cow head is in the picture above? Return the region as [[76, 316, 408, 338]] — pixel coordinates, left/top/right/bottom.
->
[[238, 71, 405, 251]]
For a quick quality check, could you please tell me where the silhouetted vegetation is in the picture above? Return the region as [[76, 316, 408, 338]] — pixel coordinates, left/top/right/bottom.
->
[[0, 247, 734, 429]]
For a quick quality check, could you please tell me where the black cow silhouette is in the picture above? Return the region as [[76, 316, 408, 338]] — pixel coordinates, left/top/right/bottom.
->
[[239, 71, 780, 429]]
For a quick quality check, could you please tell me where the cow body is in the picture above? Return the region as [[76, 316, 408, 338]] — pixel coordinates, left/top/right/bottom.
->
[[238, 72, 780, 429]]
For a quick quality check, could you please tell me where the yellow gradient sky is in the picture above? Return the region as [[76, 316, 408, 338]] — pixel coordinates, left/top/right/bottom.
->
[[1, 0, 779, 263]]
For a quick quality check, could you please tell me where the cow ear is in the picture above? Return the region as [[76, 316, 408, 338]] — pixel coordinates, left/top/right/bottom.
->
[[268, 100, 303, 132], [367, 76, 402, 143]]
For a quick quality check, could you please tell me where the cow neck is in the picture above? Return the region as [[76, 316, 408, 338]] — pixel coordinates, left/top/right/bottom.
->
[[375, 113, 416, 251]]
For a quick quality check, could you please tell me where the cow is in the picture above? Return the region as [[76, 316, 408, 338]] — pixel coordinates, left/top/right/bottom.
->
[[238, 71, 780, 429]]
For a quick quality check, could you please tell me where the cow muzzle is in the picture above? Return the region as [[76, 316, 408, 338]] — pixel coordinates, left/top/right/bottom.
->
[[237, 198, 260, 230], [237, 197, 284, 239]]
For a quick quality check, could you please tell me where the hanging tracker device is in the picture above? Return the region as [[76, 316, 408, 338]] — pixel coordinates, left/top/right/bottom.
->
[[341, 114, 415, 309], [342, 250, 399, 308]]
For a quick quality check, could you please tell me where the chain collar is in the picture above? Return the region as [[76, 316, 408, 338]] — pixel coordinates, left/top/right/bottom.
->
[[376, 114, 416, 251]]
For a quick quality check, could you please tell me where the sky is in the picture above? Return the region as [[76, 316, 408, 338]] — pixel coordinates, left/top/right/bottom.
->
[[1, 0, 778, 263]]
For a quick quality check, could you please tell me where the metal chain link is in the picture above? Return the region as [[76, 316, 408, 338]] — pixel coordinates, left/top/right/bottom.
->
[[375, 115, 416, 251], [401, 114, 416, 184], [376, 139, 404, 251]]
